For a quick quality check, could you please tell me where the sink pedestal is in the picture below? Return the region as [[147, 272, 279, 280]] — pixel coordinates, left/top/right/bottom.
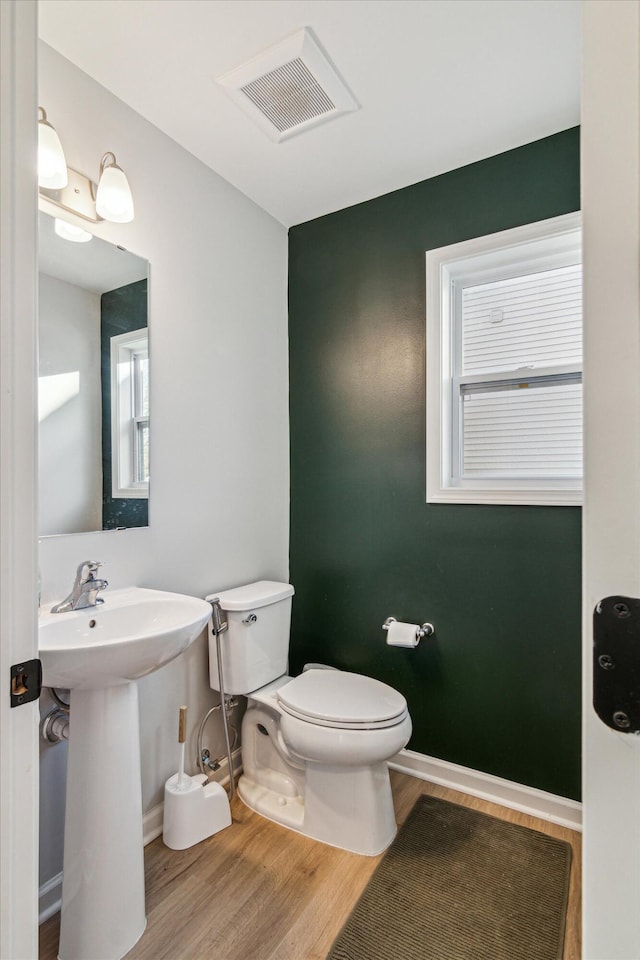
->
[[58, 683, 147, 960], [38, 586, 214, 958]]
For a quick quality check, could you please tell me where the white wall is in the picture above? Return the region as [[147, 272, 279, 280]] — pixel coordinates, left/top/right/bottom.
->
[[38, 41, 289, 892], [38, 272, 102, 535]]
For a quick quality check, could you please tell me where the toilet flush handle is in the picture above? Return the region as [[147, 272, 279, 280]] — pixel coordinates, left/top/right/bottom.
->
[[242, 613, 258, 625]]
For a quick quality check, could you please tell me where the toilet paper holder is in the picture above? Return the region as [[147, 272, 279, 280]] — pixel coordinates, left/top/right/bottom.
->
[[383, 616, 435, 639]]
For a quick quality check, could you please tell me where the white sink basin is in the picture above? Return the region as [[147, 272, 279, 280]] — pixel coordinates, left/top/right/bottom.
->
[[39, 586, 212, 689], [39, 585, 212, 960]]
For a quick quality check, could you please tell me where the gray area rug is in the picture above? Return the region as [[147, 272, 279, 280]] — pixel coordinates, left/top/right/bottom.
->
[[327, 795, 571, 960]]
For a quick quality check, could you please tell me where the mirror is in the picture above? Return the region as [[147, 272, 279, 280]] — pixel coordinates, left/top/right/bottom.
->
[[38, 210, 149, 536]]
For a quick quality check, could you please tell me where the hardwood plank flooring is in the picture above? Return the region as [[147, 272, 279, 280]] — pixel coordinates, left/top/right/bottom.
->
[[39, 772, 581, 960]]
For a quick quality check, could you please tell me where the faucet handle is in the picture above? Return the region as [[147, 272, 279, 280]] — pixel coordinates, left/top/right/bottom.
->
[[76, 560, 104, 580]]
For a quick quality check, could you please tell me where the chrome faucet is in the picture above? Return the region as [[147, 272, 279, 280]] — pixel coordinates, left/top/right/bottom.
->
[[51, 561, 109, 613]]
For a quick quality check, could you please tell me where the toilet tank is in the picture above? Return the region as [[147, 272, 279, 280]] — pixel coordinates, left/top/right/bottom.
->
[[206, 581, 294, 695]]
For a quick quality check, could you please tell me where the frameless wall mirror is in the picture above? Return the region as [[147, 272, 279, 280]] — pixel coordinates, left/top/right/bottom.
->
[[38, 210, 150, 536]]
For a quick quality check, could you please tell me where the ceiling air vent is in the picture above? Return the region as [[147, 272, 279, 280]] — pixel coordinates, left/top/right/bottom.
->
[[216, 28, 359, 143]]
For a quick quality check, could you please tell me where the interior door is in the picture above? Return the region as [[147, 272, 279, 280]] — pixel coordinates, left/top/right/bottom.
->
[[582, 2, 640, 957], [0, 2, 40, 958]]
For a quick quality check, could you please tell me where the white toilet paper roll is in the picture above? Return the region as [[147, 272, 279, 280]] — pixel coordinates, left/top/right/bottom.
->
[[386, 620, 420, 648]]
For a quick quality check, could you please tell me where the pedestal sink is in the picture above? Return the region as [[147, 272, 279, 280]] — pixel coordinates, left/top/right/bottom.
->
[[39, 586, 212, 960]]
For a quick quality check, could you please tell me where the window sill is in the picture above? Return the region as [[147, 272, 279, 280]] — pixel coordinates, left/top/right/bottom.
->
[[111, 486, 149, 500], [426, 486, 582, 507]]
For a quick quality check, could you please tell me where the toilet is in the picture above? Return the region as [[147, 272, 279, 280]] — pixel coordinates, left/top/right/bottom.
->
[[207, 580, 412, 856]]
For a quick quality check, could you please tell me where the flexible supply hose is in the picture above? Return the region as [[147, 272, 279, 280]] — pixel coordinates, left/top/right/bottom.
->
[[206, 599, 237, 802], [216, 629, 235, 802], [196, 703, 237, 776]]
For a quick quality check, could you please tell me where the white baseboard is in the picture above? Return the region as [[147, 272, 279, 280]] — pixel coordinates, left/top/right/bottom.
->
[[143, 801, 165, 846], [38, 872, 63, 925], [42, 746, 578, 925], [389, 749, 582, 832], [39, 748, 243, 923]]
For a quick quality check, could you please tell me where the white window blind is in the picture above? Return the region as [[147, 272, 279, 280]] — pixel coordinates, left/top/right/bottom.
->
[[456, 262, 583, 482], [426, 212, 583, 505], [461, 264, 582, 375], [461, 380, 583, 478]]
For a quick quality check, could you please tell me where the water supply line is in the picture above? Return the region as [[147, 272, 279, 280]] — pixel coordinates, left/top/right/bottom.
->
[[208, 598, 236, 802], [196, 702, 238, 777]]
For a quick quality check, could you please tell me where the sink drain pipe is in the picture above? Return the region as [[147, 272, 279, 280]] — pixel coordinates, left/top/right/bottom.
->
[[41, 687, 71, 743], [42, 704, 70, 742], [49, 686, 70, 711]]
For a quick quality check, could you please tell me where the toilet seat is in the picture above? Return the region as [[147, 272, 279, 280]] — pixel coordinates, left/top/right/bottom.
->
[[277, 669, 408, 730]]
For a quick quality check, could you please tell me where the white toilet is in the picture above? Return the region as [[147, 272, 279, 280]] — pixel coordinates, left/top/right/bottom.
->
[[207, 580, 412, 855]]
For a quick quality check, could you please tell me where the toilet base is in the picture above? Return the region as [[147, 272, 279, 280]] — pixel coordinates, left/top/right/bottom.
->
[[238, 759, 398, 856], [238, 775, 305, 832]]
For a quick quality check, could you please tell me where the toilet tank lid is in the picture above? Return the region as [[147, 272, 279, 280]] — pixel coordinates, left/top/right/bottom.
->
[[206, 581, 294, 612]]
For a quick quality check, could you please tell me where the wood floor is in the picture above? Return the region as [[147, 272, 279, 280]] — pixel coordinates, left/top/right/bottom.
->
[[39, 771, 581, 960]]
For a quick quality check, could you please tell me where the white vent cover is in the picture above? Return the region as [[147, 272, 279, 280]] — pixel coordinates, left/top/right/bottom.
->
[[216, 28, 358, 142]]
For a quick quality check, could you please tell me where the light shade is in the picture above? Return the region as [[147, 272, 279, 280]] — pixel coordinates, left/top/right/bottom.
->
[[96, 153, 134, 223], [38, 107, 68, 189], [54, 218, 92, 243]]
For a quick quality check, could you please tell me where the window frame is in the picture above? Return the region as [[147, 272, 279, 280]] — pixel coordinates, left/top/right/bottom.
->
[[110, 327, 149, 499], [426, 212, 583, 506]]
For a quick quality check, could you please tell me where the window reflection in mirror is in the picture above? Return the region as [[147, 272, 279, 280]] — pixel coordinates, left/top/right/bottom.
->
[[38, 210, 149, 536], [110, 327, 149, 498]]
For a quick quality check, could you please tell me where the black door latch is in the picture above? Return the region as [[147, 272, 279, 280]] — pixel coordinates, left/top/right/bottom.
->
[[10, 659, 42, 708], [594, 596, 640, 733]]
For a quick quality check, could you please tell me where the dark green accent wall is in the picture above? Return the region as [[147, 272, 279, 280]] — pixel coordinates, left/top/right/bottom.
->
[[101, 279, 148, 530], [288, 128, 581, 801]]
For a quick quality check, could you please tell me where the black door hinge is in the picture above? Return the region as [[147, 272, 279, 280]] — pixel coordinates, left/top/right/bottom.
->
[[594, 596, 640, 732], [10, 659, 42, 708]]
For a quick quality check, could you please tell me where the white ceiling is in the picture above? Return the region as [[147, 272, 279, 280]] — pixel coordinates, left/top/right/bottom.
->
[[38, 0, 581, 228], [38, 212, 147, 293]]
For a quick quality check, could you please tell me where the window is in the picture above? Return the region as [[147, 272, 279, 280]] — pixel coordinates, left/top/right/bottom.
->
[[426, 212, 582, 505], [110, 327, 149, 498]]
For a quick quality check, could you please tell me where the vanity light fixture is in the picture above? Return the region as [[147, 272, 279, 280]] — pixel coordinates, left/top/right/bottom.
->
[[95, 152, 135, 223], [38, 106, 135, 224], [54, 218, 92, 243], [38, 107, 68, 189]]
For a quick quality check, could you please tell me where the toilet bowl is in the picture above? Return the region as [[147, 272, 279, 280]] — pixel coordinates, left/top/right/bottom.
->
[[207, 581, 412, 855]]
